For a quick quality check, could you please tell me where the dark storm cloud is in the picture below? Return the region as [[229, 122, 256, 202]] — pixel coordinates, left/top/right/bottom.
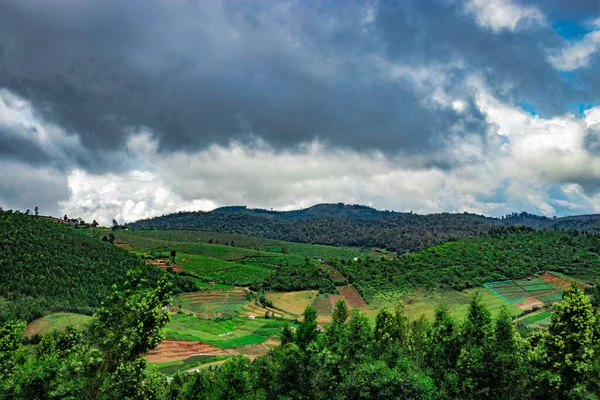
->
[[0, 0, 598, 172], [0, 124, 51, 166]]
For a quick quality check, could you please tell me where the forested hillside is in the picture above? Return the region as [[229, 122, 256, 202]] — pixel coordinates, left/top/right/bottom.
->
[[333, 226, 600, 301], [128, 205, 495, 253], [0, 211, 196, 322], [129, 205, 600, 253]]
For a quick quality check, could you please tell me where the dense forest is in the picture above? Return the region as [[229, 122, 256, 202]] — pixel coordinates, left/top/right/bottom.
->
[[127, 205, 496, 253], [2, 271, 600, 399], [333, 226, 600, 300], [0, 211, 197, 323]]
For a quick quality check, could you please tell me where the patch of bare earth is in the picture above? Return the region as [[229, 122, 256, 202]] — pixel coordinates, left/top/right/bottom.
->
[[337, 285, 367, 308], [515, 297, 544, 311], [540, 272, 586, 291], [147, 340, 227, 363]]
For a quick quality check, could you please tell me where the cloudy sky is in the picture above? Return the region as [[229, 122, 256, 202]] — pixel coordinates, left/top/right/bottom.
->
[[2, 0, 600, 225]]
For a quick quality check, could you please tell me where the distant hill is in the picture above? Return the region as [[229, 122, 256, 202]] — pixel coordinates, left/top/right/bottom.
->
[[0, 211, 196, 323], [127, 204, 496, 253], [212, 203, 397, 220], [128, 204, 600, 253]]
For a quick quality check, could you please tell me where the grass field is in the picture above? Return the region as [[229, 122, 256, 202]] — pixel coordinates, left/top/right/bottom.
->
[[266, 290, 319, 316], [25, 312, 92, 336], [165, 313, 288, 349], [362, 288, 522, 323]]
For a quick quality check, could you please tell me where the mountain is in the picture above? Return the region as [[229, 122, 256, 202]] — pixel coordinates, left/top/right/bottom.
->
[[212, 203, 398, 220], [0, 211, 196, 323]]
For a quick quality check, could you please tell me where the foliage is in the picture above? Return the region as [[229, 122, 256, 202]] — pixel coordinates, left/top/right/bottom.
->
[[4, 277, 600, 398], [0, 267, 172, 399]]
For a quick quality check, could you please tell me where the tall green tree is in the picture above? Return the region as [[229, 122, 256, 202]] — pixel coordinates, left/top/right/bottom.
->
[[539, 284, 596, 398]]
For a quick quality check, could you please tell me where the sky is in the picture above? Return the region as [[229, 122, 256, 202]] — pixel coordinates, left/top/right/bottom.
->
[[2, 0, 600, 225]]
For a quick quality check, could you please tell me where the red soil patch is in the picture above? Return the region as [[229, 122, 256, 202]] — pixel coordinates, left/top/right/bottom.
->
[[329, 295, 345, 308], [148, 258, 184, 272], [540, 272, 586, 291], [114, 243, 129, 247], [515, 297, 544, 311], [337, 285, 367, 308], [147, 340, 226, 363]]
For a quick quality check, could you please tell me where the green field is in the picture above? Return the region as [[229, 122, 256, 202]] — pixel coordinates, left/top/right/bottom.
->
[[165, 313, 289, 349], [25, 312, 92, 337], [149, 355, 232, 376], [173, 290, 249, 316], [364, 288, 522, 323], [113, 229, 369, 260]]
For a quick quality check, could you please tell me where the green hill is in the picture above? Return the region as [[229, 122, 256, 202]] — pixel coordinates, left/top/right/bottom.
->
[[0, 211, 197, 323], [333, 226, 600, 301], [126, 206, 495, 254]]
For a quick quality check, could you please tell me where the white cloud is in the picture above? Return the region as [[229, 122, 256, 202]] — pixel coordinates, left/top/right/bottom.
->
[[548, 20, 600, 71], [59, 169, 217, 226], [465, 0, 545, 32]]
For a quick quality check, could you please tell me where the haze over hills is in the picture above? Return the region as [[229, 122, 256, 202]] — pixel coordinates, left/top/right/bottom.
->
[[127, 203, 600, 253]]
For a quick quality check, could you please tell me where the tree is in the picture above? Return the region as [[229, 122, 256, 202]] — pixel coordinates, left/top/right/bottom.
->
[[296, 306, 318, 350], [34, 207, 39, 216], [111, 219, 119, 230], [540, 284, 596, 398], [170, 250, 176, 259]]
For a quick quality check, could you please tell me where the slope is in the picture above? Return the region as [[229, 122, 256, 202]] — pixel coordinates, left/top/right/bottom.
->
[[0, 211, 196, 323]]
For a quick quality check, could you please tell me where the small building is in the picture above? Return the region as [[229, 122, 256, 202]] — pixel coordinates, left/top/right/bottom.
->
[[248, 315, 255, 320]]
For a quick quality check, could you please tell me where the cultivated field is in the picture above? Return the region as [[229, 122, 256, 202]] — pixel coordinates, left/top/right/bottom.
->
[[337, 285, 368, 308], [266, 290, 319, 315], [173, 290, 249, 317], [483, 273, 580, 311], [165, 313, 289, 349]]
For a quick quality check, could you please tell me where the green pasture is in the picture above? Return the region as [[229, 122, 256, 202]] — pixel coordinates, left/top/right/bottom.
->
[[364, 288, 521, 323], [149, 355, 232, 376], [177, 253, 274, 286], [25, 312, 92, 337], [165, 314, 288, 349]]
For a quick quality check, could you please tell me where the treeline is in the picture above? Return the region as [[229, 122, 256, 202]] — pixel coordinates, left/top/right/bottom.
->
[[127, 209, 495, 253], [333, 226, 600, 301], [0, 211, 197, 323], [252, 258, 337, 293], [3, 272, 600, 399]]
